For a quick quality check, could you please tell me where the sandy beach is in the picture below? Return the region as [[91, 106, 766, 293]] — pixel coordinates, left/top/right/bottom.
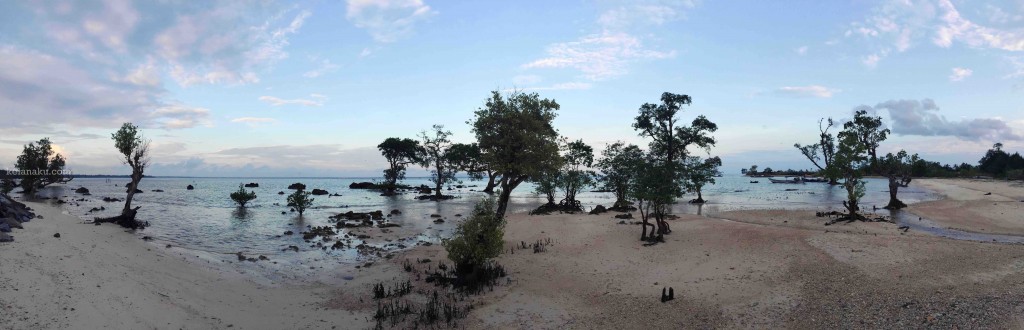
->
[[3, 178, 1024, 329]]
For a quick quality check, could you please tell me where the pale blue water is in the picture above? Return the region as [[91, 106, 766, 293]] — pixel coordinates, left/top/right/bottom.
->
[[31, 175, 1022, 275]]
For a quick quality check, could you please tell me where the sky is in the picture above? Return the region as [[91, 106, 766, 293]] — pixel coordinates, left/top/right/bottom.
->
[[1, 0, 1023, 177]]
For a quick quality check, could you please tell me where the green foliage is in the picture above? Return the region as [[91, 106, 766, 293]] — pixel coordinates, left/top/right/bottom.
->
[[879, 150, 919, 209], [442, 198, 506, 272], [14, 138, 71, 194], [111, 122, 150, 214], [532, 168, 560, 205], [0, 170, 15, 195], [447, 143, 486, 180], [230, 184, 257, 207], [629, 155, 679, 240], [633, 92, 718, 165], [419, 125, 457, 198], [682, 156, 722, 202], [834, 125, 870, 216], [978, 143, 1024, 178], [470, 90, 561, 217], [596, 142, 644, 205], [844, 110, 889, 172], [557, 139, 595, 207], [794, 118, 838, 183], [378, 137, 423, 194], [287, 190, 314, 216]]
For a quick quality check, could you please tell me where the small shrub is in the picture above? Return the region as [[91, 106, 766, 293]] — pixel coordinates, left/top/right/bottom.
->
[[442, 198, 506, 274], [287, 190, 314, 216], [229, 184, 257, 207]]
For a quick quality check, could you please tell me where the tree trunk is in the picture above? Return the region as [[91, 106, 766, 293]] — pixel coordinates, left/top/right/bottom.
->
[[885, 178, 906, 209], [123, 170, 142, 215], [495, 182, 513, 219], [483, 172, 498, 194]]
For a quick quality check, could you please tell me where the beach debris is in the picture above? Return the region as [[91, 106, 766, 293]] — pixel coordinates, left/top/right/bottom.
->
[[287, 182, 306, 190], [660, 287, 675, 302]]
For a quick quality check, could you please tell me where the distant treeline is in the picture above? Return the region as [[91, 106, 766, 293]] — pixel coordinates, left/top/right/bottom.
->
[[744, 142, 1024, 180]]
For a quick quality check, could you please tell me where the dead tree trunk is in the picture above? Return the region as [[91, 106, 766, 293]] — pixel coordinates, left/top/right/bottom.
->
[[884, 177, 907, 210]]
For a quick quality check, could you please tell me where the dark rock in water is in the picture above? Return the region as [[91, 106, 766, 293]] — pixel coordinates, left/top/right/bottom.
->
[[589, 205, 608, 215], [53, 233, 60, 238], [433, 219, 444, 224], [378, 223, 401, 228], [285, 245, 300, 252], [281, 211, 286, 214], [348, 182, 375, 189], [429, 214, 442, 218], [389, 209, 401, 216], [36, 215, 44, 219], [258, 255, 268, 261], [102, 197, 122, 202], [310, 189, 329, 195], [0, 233, 12, 242], [415, 194, 455, 201], [417, 186, 432, 194], [244, 182, 259, 188], [186, 184, 194, 190], [614, 213, 633, 219], [151, 189, 164, 192], [277, 191, 285, 195], [283, 230, 294, 235], [75, 187, 90, 194], [236, 252, 247, 261], [142, 236, 153, 241], [287, 183, 306, 190], [331, 210, 384, 221], [330, 193, 342, 197]]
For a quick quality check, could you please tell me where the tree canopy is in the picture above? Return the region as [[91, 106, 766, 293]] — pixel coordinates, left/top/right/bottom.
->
[[14, 137, 71, 194], [377, 137, 423, 195], [470, 90, 561, 218]]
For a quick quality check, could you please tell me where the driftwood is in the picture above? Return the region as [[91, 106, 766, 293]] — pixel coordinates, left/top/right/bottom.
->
[[95, 207, 147, 229]]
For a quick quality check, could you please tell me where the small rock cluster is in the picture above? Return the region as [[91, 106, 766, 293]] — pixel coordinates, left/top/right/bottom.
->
[[0, 194, 37, 242]]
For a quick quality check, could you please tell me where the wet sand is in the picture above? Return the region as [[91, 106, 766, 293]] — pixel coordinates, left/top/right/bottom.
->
[[3, 178, 1024, 329]]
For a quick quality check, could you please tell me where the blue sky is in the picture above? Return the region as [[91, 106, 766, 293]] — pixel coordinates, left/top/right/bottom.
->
[[1, 0, 1023, 177]]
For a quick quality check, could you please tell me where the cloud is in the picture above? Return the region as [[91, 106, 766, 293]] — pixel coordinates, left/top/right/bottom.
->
[[597, 1, 696, 30], [345, 0, 436, 43], [258, 96, 325, 107], [303, 56, 341, 78], [522, 32, 675, 80], [843, 1, 1024, 67], [868, 98, 1021, 141], [150, 105, 212, 129], [775, 85, 840, 98], [796, 46, 808, 55], [949, 67, 972, 81], [231, 117, 278, 127], [514, 82, 593, 91]]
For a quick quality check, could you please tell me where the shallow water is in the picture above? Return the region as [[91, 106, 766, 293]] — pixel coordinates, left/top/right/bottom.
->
[[30, 175, 1020, 275]]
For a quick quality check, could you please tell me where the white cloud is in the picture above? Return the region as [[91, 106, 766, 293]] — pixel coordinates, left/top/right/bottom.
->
[[775, 85, 840, 98], [933, 0, 1024, 51], [303, 56, 341, 78], [258, 96, 325, 107], [949, 67, 972, 81], [511, 82, 593, 92], [796, 46, 808, 55], [345, 0, 436, 43], [231, 117, 278, 127], [597, 1, 696, 29], [522, 32, 675, 80], [150, 105, 212, 129]]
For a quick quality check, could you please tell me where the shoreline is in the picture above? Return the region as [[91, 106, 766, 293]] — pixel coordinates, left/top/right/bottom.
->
[[2, 178, 1023, 328]]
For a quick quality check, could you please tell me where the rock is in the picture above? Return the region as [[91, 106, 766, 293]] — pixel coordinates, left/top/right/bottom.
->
[[244, 183, 259, 188], [348, 182, 375, 189], [433, 219, 445, 224], [53, 233, 60, 238], [75, 187, 90, 194], [151, 189, 164, 192], [589, 205, 608, 215], [236, 252, 246, 261], [284, 230, 294, 235], [310, 189, 329, 195], [0, 223, 10, 232], [389, 209, 401, 216], [0, 232, 12, 242], [287, 183, 306, 190], [102, 197, 123, 202], [614, 213, 633, 219], [186, 185, 194, 190], [429, 214, 442, 218], [378, 223, 401, 228], [3, 217, 23, 229], [258, 255, 268, 261], [278, 191, 285, 195]]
